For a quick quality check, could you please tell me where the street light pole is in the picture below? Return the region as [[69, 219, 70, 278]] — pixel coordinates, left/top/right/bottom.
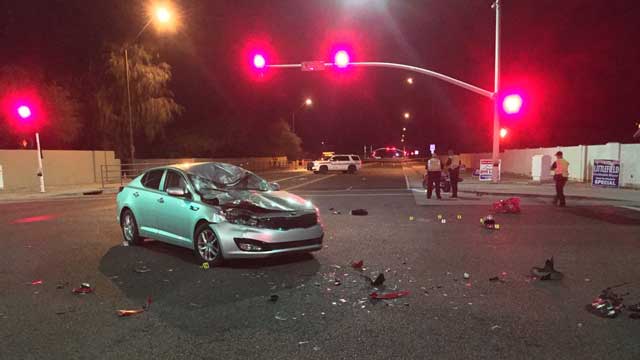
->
[[35, 132, 45, 193], [492, 0, 501, 182], [124, 48, 135, 164]]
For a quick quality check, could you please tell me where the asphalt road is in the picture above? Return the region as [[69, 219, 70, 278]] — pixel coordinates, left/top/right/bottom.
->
[[1, 166, 640, 359]]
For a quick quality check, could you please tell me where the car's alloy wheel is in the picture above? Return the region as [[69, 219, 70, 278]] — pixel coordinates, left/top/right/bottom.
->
[[320, 165, 328, 174], [195, 224, 223, 266], [121, 209, 141, 245], [348, 165, 356, 174]]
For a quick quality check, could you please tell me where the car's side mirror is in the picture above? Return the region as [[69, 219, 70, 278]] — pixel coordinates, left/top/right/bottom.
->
[[270, 182, 281, 191], [167, 187, 190, 198]]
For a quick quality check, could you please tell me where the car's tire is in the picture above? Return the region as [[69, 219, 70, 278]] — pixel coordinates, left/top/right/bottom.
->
[[121, 209, 142, 245], [347, 165, 357, 174], [319, 165, 328, 174], [313, 171, 319, 174], [194, 223, 223, 266]]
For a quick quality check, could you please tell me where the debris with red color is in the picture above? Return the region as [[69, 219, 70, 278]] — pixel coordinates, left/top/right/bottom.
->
[[370, 290, 410, 300], [351, 260, 364, 269], [492, 197, 521, 214], [72, 283, 94, 294], [30, 280, 43, 285], [117, 309, 144, 317], [586, 284, 629, 318]]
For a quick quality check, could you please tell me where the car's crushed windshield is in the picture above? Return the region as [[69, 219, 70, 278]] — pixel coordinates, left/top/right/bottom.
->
[[186, 163, 270, 193]]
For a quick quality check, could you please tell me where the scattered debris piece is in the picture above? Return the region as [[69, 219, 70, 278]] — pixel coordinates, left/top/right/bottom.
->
[[269, 294, 279, 303], [463, 272, 470, 280], [372, 273, 385, 287], [409, 216, 415, 221], [370, 290, 410, 300], [339, 299, 347, 303], [30, 280, 43, 285], [117, 309, 144, 317], [351, 260, 364, 269], [134, 265, 151, 273], [490, 325, 501, 330], [351, 209, 368, 216], [493, 197, 521, 214], [121, 241, 129, 247], [480, 215, 500, 230], [298, 341, 310, 345], [328, 207, 335, 211], [334, 279, 342, 286], [531, 257, 564, 280], [72, 283, 94, 294], [330, 265, 342, 269], [489, 276, 506, 283], [587, 283, 630, 318]]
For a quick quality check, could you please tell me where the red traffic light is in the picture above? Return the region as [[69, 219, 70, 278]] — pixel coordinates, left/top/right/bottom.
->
[[253, 54, 266, 69], [334, 50, 350, 68], [502, 94, 523, 115], [17, 105, 32, 119]]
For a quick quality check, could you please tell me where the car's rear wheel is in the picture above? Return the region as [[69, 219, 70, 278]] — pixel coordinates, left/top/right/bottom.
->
[[347, 165, 357, 174], [194, 223, 223, 266], [121, 209, 142, 245], [319, 165, 328, 174]]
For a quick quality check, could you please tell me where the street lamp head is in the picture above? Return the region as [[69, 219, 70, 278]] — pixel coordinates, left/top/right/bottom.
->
[[502, 94, 523, 115], [253, 54, 266, 69], [406, 77, 413, 85], [304, 98, 313, 106], [402, 127, 407, 131], [155, 6, 171, 23], [403, 112, 410, 119]]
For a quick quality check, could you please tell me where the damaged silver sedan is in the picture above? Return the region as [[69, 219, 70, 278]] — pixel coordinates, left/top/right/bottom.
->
[[116, 162, 323, 265]]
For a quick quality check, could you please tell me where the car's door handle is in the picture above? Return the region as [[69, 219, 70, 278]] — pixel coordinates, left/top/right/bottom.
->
[[157, 198, 164, 203], [133, 192, 140, 197], [190, 205, 199, 211]]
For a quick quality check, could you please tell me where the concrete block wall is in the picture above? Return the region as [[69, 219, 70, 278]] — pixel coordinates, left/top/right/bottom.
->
[[460, 142, 640, 187], [0, 150, 120, 191]]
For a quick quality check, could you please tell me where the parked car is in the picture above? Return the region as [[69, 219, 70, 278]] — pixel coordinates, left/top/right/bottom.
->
[[116, 162, 324, 266], [309, 154, 362, 174]]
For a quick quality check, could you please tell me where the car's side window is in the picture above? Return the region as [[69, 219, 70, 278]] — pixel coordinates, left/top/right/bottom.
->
[[352, 156, 360, 161], [164, 170, 187, 191], [335, 156, 349, 161], [141, 169, 164, 190]]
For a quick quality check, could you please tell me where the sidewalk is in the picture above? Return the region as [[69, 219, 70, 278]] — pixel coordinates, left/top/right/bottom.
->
[[403, 165, 640, 203], [0, 183, 121, 202]]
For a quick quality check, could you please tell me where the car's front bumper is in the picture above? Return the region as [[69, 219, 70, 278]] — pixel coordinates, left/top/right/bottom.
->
[[213, 222, 324, 259]]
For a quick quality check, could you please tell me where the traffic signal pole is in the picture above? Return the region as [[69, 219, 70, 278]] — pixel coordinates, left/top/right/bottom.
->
[[492, 0, 501, 182], [35, 132, 45, 193]]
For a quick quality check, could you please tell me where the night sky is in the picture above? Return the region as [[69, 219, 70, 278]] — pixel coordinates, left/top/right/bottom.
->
[[1, 0, 639, 156]]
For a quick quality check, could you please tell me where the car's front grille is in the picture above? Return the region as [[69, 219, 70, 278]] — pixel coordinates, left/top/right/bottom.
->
[[258, 213, 318, 230]]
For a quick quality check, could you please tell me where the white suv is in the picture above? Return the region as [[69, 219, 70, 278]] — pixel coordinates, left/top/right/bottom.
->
[[311, 154, 362, 174]]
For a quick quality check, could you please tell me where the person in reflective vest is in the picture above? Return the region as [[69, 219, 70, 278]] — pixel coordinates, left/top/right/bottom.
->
[[446, 150, 461, 198], [425, 152, 442, 200], [550, 151, 569, 207]]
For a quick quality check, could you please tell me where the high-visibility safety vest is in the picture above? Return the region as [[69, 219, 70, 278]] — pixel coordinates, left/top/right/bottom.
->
[[553, 158, 569, 177], [427, 157, 442, 172]]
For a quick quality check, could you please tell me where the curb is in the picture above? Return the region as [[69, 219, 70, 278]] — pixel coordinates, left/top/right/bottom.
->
[[458, 189, 623, 202]]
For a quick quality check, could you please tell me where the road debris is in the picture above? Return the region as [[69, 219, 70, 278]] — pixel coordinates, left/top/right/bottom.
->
[[480, 215, 500, 230], [30, 280, 43, 285], [493, 197, 521, 214], [334, 279, 342, 286], [275, 315, 287, 321], [351, 260, 364, 269], [531, 257, 564, 280], [587, 283, 630, 318], [409, 216, 415, 221], [121, 241, 129, 247], [490, 325, 501, 330], [117, 309, 144, 317], [134, 265, 151, 273], [463, 272, 470, 280], [351, 209, 368, 216], [489, 276, 506, 283], [269, 294, 279, 302], [370, 290, 410, 300], [72, 283, 94, 294]]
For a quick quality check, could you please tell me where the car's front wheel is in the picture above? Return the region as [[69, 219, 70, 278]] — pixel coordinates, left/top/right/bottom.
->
[[121, 209, 142, 245], [347, 165, 357, 174], [319, 165, 328, 174], [194, 223, 223, 266]]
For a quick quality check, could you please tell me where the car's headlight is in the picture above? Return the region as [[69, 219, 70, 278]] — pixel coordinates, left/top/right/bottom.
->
[[224, 209, 259, 227]]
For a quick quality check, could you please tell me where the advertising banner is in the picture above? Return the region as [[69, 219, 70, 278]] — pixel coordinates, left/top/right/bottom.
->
[[480, 159, 500, 181], [592, 159, 620, 188]]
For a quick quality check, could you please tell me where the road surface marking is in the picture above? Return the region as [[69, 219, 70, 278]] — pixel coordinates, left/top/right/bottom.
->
[[401, 165, 412, 190], [272, 173, 310, 183], [283, 174, 337, 191]]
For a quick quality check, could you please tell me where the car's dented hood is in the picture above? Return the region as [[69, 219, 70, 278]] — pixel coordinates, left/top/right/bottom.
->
[[207, 190, 314, 212]]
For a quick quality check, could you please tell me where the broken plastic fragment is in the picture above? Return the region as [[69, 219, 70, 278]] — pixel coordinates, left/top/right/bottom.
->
[[134, 265, 151, 273], [372, 273, 385, 287], [351, 260, 364, 269], [334, 279, 342, 286], [493, 197, 521, 214], [369, 290, 410, 300], [531, 257, 564, 280], [117, 309, 144, 317], [72, 283, 94, 294], [269, 294, 279, 302], [30, 280, 43, 285], [351, 209, 368, 216], [463, 272, 470, 280]]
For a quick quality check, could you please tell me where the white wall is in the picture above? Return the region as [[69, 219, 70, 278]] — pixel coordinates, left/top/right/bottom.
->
[[461, 142, 640, 187]]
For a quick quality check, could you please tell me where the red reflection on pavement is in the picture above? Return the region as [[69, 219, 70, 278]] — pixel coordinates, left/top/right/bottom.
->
[[11, 214, 56, 224]]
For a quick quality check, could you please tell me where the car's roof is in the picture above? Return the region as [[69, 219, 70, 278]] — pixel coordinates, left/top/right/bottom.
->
[[331, 154, 359, 157], [145, 162, 236, 172]]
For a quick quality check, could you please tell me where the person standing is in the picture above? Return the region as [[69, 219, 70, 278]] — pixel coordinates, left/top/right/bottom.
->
[[425, 152, 442, 200], [551, 151, 569, 207], [446, 150, 461, 198]]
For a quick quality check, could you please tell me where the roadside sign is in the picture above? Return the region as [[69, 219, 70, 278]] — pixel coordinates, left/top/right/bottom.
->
[[301, 61, 326, 72], [592, 159, 620, 188], [479, 159, 501, 181], [429, 144, 435, 154]]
